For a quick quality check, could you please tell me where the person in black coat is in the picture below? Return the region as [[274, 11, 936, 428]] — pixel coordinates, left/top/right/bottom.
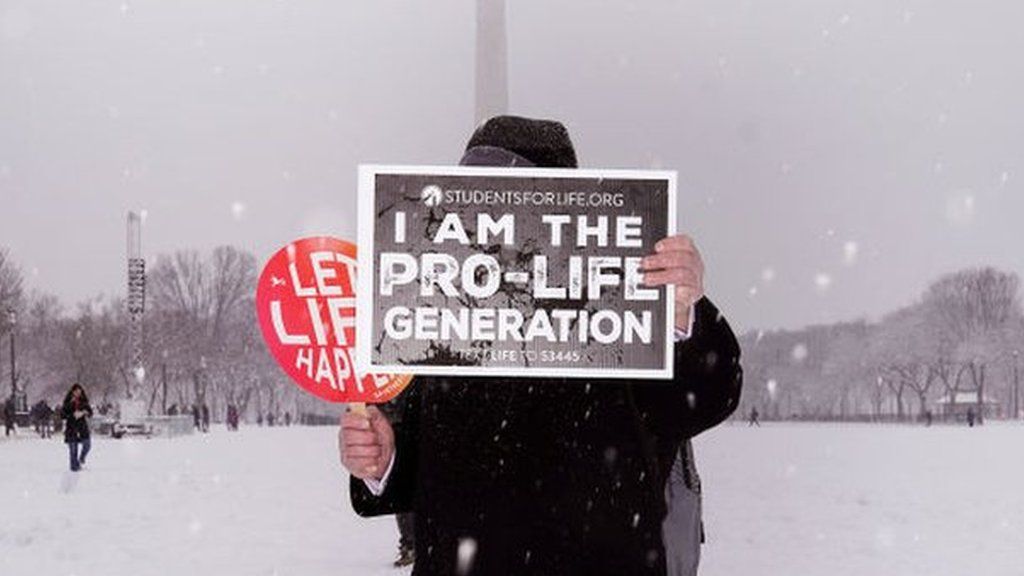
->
[[3, 396, 15, 436], [61, 384, 93, 471], [201, 403, 210, 433], [340, 116, 743, 576], [31, 400, 54, 438]]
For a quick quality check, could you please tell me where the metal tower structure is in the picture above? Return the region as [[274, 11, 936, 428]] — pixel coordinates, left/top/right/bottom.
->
[[126, 211, 146, 399], [475, 0, 509, 126]]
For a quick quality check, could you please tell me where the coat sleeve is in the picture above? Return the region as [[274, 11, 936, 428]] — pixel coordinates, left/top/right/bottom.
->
[[349, 383, 421, 517], [632, 296, 744, 441]]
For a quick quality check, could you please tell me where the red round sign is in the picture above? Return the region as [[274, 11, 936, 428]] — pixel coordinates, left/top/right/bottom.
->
[[255, 237, 411, 403]]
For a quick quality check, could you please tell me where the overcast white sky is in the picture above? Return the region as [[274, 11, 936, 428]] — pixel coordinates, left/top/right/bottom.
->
[[1, 0, 1022, 333]]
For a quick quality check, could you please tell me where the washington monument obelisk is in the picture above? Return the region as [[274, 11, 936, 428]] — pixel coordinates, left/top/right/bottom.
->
[[475, 0, 509, 125]]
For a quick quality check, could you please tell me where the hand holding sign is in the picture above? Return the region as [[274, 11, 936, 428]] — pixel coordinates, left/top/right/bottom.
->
[[338, 404, 394, 481], [641, 234, 705, 330], [255, 236, 410, 404]]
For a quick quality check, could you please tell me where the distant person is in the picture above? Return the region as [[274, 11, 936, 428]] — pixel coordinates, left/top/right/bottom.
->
[[284, 411, 292, 427], [3, 396, 15, 436], [192, 404, 201, 430], [31, 400, 53, 438], [257, 412, 264, 426], [61, 384, 93, 472], [924, 409, 933, 427], [201, 403, 210, 432], [227, 404, 239, 431], [30, 400, 42, 435], [43, 401, 55, 437], [267, 412, 276, 427], [966, 407, 975, 427], [748, 406, 760, 427], [51, 409, 62, 436]]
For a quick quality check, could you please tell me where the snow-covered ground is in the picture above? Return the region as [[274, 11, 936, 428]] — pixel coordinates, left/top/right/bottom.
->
[[696, 422, 1024, 576], [0, 422, 1020, 576], [0, 425, 405, 576]]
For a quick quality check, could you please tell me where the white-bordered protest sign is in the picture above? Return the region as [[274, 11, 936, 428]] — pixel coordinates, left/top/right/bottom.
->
[[357, 165, 677, 380]]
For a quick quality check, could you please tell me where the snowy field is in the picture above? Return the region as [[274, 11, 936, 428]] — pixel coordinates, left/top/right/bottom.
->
[[0, 422, 1020, 576], [696, 422, 1024, 576]]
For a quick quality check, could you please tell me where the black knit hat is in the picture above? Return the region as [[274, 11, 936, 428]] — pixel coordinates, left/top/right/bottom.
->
[[463, 115, 578, 169]]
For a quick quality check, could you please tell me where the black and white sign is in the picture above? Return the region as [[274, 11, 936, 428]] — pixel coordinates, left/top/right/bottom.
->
[[357, 165, 677, 379]]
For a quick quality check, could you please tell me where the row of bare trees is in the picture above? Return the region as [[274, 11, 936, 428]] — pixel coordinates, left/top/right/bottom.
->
[[6, 244, 1022, 424], [740, 267, 1024, 422], [0, 245, 318, 423]]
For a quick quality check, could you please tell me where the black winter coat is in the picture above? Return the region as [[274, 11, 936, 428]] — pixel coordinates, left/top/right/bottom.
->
[[61, 395, 93, 443], [350, 297, 743, 576]]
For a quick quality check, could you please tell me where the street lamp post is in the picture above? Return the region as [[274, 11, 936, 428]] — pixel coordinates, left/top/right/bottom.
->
[[876, 376, 884, 422], [6, 308, 16, 401], [1013, 350, 1020, 420]]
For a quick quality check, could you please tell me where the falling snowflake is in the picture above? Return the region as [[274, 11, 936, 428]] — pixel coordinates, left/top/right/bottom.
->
[[945, 192, 976, 226], [842, 241, 858, 265], [766, 379, 778, 397], [814, 273, 832, 291], [231, 201, 246, 221], [456, 537, 477, 575], [791, 344, 809, 362], [761, 267, 776, 283]]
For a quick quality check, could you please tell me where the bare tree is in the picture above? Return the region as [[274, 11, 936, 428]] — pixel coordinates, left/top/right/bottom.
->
[[923, 268, 1022, 422], [62, 297, 127, 403], [147, 246, 259, 416], [0, 247, 24, 322]]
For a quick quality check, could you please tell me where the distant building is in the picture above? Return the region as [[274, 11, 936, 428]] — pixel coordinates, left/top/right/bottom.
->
[[935, 390, 1001, 420]]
